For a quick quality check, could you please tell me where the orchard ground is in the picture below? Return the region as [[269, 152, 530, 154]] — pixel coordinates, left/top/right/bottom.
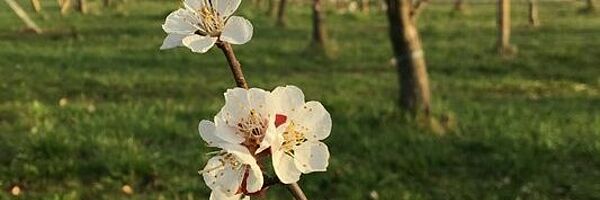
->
[[0, 0, 599, 199]]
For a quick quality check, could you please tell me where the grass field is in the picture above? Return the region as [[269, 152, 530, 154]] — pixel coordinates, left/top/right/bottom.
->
[[1, 0, 599, 199]]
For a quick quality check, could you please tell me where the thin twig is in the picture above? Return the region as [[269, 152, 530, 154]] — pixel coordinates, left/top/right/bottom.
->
[[286, 183, 308, 200], [216, 42, 249, 89]]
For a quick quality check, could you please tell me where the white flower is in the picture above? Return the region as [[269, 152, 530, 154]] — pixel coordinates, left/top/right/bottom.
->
[[210, 189, 250, 200], [199, 121, 264, 199], [160, 0, 253, 53], [268, 86, 331, 184], [211, 88, 277, 154]]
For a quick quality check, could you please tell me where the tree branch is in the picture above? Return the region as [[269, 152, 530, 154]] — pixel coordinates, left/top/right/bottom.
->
[[216, 42, 249, 89], [286, 183, 308, 200]]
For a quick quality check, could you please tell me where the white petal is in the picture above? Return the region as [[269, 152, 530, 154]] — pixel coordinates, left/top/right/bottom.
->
[[214, 0, 241, 18], [293, 141, 329, 173], [290, 101, 331, 141], [222, 143, 256, 165], [270, 85, 305, 116], [162, 9, 198, 34], [216, 164, 245, 195], [247, 88, 270, 116], [182, 35, 217, 53], [272, 150, 302, 184], [245, 161, 264, 193], [220, 16, 253, 45], [224, 88, 251, 117], [256, 122, 276, 154], [202, 155, 225, 191], [210, 190, 244, 200], [214, 114, 245, 144], [199, 120, 228, 147], [184, 0, 204, 10], [160, 33, 191, 50]]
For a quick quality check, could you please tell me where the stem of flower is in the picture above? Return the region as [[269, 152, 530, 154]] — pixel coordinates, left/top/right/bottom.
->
[[286, 183, 309, 200], [216, 41, 309, 200], [216, 42, 249, 89]]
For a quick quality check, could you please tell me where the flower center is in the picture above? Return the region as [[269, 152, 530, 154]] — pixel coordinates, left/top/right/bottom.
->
[[197, 2, 224, 37], [198, 152, 244, 175], [281, 121, 308, 156], [236, 110, 268, 148]]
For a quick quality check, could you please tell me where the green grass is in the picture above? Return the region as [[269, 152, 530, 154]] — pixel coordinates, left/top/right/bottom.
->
[[1, 0, 599, 199]]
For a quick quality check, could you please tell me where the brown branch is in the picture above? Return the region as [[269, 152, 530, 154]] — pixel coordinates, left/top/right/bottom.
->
[[216, 42, 249, 89], [286, 183, 308, 200]]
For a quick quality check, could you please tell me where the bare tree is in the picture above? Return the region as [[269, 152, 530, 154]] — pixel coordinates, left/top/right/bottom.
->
[[30, 0, 41, 13], [385, 0, 432, 117], [528, 0, 539, 26], [276, 0, 287, 26], [497, 0, 515, 55], [4, 0, 42, 33], [76, 0, 87, 14], [60, 0, 72, 15], [454, 0, 465, 12], [359, 0, 370, 13], [311, 0, 328, 48], [586, 0, 595, 11], [266, 0, 276, 16]]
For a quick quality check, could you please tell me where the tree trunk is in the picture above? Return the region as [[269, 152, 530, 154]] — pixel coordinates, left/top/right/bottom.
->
[[60, 0, 71, 15], [266, 0, 275, 16], [497, 0, 514, 55], [4, 0, 43, 33], [276, 0, 287, 26], [30, 0, 41, 13], [359, 0, 370, 13], [528, 0, 539, 27], [312, 0, 327, 47], [103, 0, 111, 7], [587, 0, 595, 11], [453, 0, 465, 11], [76, 0, 87, 14], [385, 0, 432, 117]]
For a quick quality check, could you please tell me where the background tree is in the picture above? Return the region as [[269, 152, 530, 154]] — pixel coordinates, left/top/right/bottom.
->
[[585, 0, 595, 11], [30, 0, 41, 13], [497, 0, 515, 55], [76, 0, 87, 14], [528, 0, 539, 27], [4, 0, 42, 33], [266, 0, 276, 16], [311, 0, 328, 50], [276, 0, 287, 26], [454, 0, 465, 12], [359, 0, 370, 13], [385, 0, 432, 118]]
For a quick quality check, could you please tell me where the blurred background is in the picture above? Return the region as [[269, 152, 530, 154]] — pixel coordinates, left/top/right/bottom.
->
[[0, 0, 599, 199]]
